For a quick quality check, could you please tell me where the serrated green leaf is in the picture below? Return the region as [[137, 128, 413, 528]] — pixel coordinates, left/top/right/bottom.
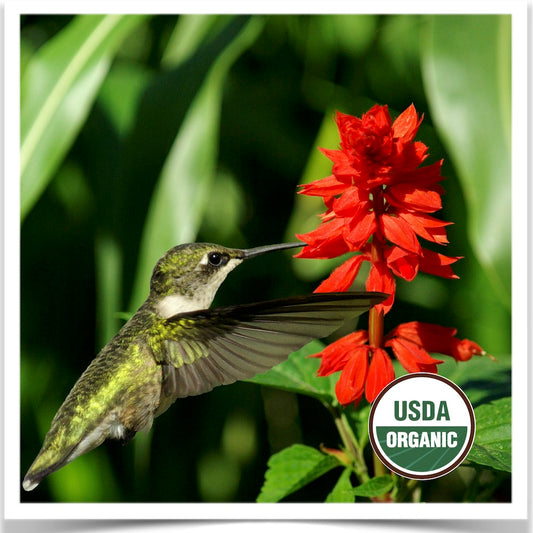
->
[[20, 14, 147, 219], [325, 468, 355, 503], [352, 475, 393, 498], [467, 397, 511, 472], [248, 340, 339, 406], [257, 444, 340, 502]]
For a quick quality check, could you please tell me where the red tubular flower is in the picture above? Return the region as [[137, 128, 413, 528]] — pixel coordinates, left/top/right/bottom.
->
[[295, 103, 487, 408]]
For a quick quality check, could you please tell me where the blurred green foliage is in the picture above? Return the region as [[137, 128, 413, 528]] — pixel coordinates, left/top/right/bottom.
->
[[20, 14, 511, 503]]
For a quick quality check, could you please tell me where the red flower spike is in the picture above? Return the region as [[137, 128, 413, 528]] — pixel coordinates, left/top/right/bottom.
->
[[294, 104, 485, 409]]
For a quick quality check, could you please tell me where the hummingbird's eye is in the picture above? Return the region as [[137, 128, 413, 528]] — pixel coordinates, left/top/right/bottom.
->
[[207, 251, 228, 267]]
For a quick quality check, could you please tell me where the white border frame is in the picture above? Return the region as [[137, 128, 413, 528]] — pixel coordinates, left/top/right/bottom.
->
[[4, 0, 529, 522]]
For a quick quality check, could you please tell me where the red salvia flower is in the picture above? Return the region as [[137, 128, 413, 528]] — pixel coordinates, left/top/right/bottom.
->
[[296, 103, 488, 408], [296, 104, 461, 314]]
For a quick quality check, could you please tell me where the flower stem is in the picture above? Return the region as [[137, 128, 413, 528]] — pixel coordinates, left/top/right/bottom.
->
[[328, 404, 369, 484], [368, 306, 384, 348]]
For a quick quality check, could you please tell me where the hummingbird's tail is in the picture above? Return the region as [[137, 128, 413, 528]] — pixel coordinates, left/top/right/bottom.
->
[[23, 416, 112, 491], [23, 443, 75, 491]]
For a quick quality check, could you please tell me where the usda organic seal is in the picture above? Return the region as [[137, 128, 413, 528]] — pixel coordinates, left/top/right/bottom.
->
[[369, 373, 475, 480]]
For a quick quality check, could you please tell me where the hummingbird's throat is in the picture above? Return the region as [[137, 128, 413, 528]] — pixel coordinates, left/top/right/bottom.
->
[[155, 257, 243, 318], [155, 294, 204, 317]]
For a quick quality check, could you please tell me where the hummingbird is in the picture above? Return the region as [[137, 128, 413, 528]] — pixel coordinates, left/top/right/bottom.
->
[[23, 242, 386, 491]]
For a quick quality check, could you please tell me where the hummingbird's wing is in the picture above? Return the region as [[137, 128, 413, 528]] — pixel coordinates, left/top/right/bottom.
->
[[155, 292, 387, 405]]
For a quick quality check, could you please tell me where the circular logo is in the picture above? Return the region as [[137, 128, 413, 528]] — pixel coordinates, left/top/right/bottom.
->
[[369, 373, 475, 480]]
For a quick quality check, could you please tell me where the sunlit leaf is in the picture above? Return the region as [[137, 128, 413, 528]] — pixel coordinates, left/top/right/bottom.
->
[[21, 14, 147, 219], [422, 15, 511, 307], [467, 397, 511, 472], [161, 15, 221, 68]]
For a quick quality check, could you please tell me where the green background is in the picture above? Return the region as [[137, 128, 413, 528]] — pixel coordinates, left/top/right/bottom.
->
[[20, 14, 512, 503]]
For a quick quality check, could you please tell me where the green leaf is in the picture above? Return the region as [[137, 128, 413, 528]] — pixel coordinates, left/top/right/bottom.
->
[[422, 15, 511, 308], [345, 403, 371, 450], [325, 468, 355, 502], [467, 397, 511, 472], [20, 14, 147, 219], [128, 16, 264, 310], [248, 340, 339, 406], [94, 233, 123, 346], [257, 444, 340, 502], [97, 61, 152, 136], [436, 353, 511, 408], [352, 475, 394, 498], [161, 15, 221, 68]]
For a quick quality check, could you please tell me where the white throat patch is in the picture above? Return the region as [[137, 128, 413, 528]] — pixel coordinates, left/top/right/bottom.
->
[[155, 257, 243, 318], [155, 294, 201, 318]]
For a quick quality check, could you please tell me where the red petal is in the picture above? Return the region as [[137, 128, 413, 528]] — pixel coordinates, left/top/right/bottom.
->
[[314, 331, 368, 376], [396, 211, 452, 245], [335, 346, 369, 405], [295, 218, 349, 259], [366, 261, 396, 314], [388, 322, 484, 362], [315, 255, 366, 293], [385, 183, 443, 213], [344, 211, 377, 249], [314, 330, 368, 361], [299, 174, 350, 197], [365, 348, 395, 403], [452, 339, 485, 361], [384, 246, 419, 281], [386, 337, 443, 373], [392, 104, 422, 144], [332, 187, 370, 217], [381, 214, 421, 254], [394, 160, 445, 186], [418, 248, 461, 279], [388, 321, 456, 346]]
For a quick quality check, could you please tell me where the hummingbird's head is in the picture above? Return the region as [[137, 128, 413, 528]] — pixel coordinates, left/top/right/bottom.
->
[[149, 242, 304, 317]]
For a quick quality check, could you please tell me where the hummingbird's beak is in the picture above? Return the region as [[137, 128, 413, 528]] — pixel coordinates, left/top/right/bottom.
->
[[241, 242, 305, 260]]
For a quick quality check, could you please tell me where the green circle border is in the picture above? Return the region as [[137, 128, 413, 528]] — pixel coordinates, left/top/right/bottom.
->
[[368, 372, 476, 480]]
